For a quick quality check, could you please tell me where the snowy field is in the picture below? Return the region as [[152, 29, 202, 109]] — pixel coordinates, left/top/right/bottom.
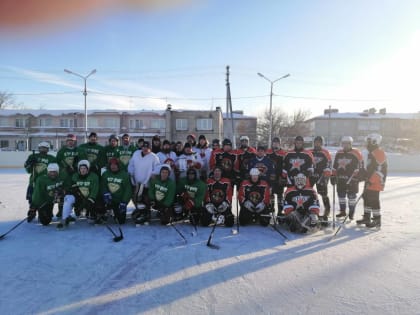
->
[[1, 169, 420, 315]]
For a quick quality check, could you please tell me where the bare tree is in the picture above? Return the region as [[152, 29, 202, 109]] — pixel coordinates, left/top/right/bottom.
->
[[257, 107, 311, 145], [0, 91, 24, 109]]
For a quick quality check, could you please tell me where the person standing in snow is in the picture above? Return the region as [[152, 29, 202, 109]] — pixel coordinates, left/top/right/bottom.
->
[[356, 133, 387, 228], [128, 141, 160, 225]]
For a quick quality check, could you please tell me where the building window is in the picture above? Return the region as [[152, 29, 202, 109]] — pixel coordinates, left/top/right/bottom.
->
[[176, 119, 188, 130], [0, 140, 9, 148], [60, 119, 76, 128], [104, 118, 119, 128], [88, 118, 99, 128], [15, 118, 28, 128], [0, 118, 8, 126], [151, 119, 165, 129], [129, 119, 144, 129], [197, 118, 212, 130], [39, 118, 52, 127]]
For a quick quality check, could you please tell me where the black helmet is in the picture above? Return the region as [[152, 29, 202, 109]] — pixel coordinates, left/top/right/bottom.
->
[[222, 138, 232, 146]]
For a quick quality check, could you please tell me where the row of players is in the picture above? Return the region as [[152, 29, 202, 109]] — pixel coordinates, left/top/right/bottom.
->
[[25, 132, 387, 231]]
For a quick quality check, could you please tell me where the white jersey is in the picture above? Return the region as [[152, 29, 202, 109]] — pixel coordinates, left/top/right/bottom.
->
[[128, 150, 160, 187], [156, 150, 177, 181]]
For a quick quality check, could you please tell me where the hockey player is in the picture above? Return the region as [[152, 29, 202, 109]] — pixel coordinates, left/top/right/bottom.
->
[[177, 168, 206, 226], [248, 145, 276, 187], [128, 141, 160, 225], [236, 135, 257, 182], [100, 158, 132, 224], [282, 136, 314, 186], [148, 164, 176, 225], [209, 138, 238, 184], [156, 139, 177, 181], [331, 136, 364, 220], [357, 133, 387, 228], [27, 163, 63, 225], [58, 160, 99, 228], [283, 173, 321, 233], [118, 133, 136, 172], [56, 134, 78, 217], [151, 135, 161, 154], [195, 135, 212, 181], [24, 141, 57, 205], [309, 136, 332, 221], [266, 137, 288, 218], [175, 142, 202, 181], [104, 134, 120, 165], [201, 166, 234, 227], [77, 132, 106, 177], [238, 168, 271, 226]]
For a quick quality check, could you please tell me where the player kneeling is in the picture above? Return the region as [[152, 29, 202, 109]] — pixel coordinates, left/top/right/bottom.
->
[[238, 168, 272, 226], [283, 173, 320, 233]]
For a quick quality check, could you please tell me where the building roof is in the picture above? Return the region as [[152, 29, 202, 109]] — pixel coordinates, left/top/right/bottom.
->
[[307, 112, 420, 121], [0, 109, 166, 117]]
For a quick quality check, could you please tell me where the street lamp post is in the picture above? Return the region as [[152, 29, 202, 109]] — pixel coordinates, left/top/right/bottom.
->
[[64, 69, 97, 143], [257, 72, 290, 148]]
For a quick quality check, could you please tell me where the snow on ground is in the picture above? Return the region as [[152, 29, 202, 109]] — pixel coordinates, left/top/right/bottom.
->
[[1, 169, 420, 315]]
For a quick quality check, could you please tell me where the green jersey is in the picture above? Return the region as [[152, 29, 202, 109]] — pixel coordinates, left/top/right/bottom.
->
[[71, 172, 99, 200], [104, 145, 120, 164], [177, 177, 206, 207], [148, 177, 176, 208], [118, 144, 137, 171], [101, 169, 132, 203], [77, 142, 106, 174], [56, 146, 78, 188], [24, 152, 57, 185], [31, 174, 63, 208]]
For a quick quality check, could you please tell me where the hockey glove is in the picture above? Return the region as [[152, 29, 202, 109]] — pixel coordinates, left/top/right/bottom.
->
[[27, 208, 37, 222], [217, 201, 229, 213], [309, 213, 318, 227], [255, 202, 265, 213], [103, 192, 112, 205], [243, 200, 254, 211], [118, 203, 127, 214], [205, 203, 216, 214], [24, 155, 37, 169]]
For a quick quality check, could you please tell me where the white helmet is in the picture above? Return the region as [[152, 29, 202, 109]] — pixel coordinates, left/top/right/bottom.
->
[[341, 136, 353, 144], [249, 168, 260, 176], [240, 135, 249, 141], [47, 163, 59, 172], [77, 159, 90, 170], [38, 141, 50, 149], [294, 173, 307, 189], [366, 133, 382, 145]]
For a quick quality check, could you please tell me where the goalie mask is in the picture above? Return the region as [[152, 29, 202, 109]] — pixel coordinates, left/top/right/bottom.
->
[[294, 173, 307, 189]]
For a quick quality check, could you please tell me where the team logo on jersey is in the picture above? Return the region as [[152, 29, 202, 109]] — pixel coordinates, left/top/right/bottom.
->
[[290, 158, 305, 171], [255, 162, 268, 176], [79, 186, 90, 198], [221, 157, 233, 171], [120, 155, 130, 165], [337, 158, 352, 170], [65, 156, 75, 167], [107, 182, 120, 194], [211, 189, 225, 204], [249, 191, 261, 205], [292, 195, 309, 209]]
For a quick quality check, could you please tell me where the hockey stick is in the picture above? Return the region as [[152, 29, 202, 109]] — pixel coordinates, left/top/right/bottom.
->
[[0, 217, 28, 240], [270, 211, 288, 242], [189, 212, 198, 236], [235, 185, 240, 234], [332, 184, 336, 230], [206, 214, 220, 249], [329, 191, 365, 241], [104, 204, 124, 242], [169, 218, 187, 243]]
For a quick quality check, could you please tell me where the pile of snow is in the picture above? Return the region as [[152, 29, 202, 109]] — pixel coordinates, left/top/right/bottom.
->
[[1, 169, 420, 314]]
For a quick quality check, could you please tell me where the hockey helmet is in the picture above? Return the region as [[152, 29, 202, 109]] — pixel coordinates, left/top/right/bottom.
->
[[108, 134, 119, 142], [222, 138, 232, 146], [366, 133, 382, 146], [78, 159, 90, 171], [160, 164, 171, 175], [38, 141, 50, 149], [294, 173, 307, 189], [240, 135, 249, 142], [47, 163, 59, 173], [249, 168, 260, 176], [341, 136, 353, 144]]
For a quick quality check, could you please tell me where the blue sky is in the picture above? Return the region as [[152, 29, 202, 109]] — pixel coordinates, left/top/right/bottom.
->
[[1, 0, 420, 118]]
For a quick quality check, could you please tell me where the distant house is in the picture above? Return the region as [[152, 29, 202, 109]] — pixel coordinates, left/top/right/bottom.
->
[[305, 109, 420, 147], [0, 105, 256, 151]]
